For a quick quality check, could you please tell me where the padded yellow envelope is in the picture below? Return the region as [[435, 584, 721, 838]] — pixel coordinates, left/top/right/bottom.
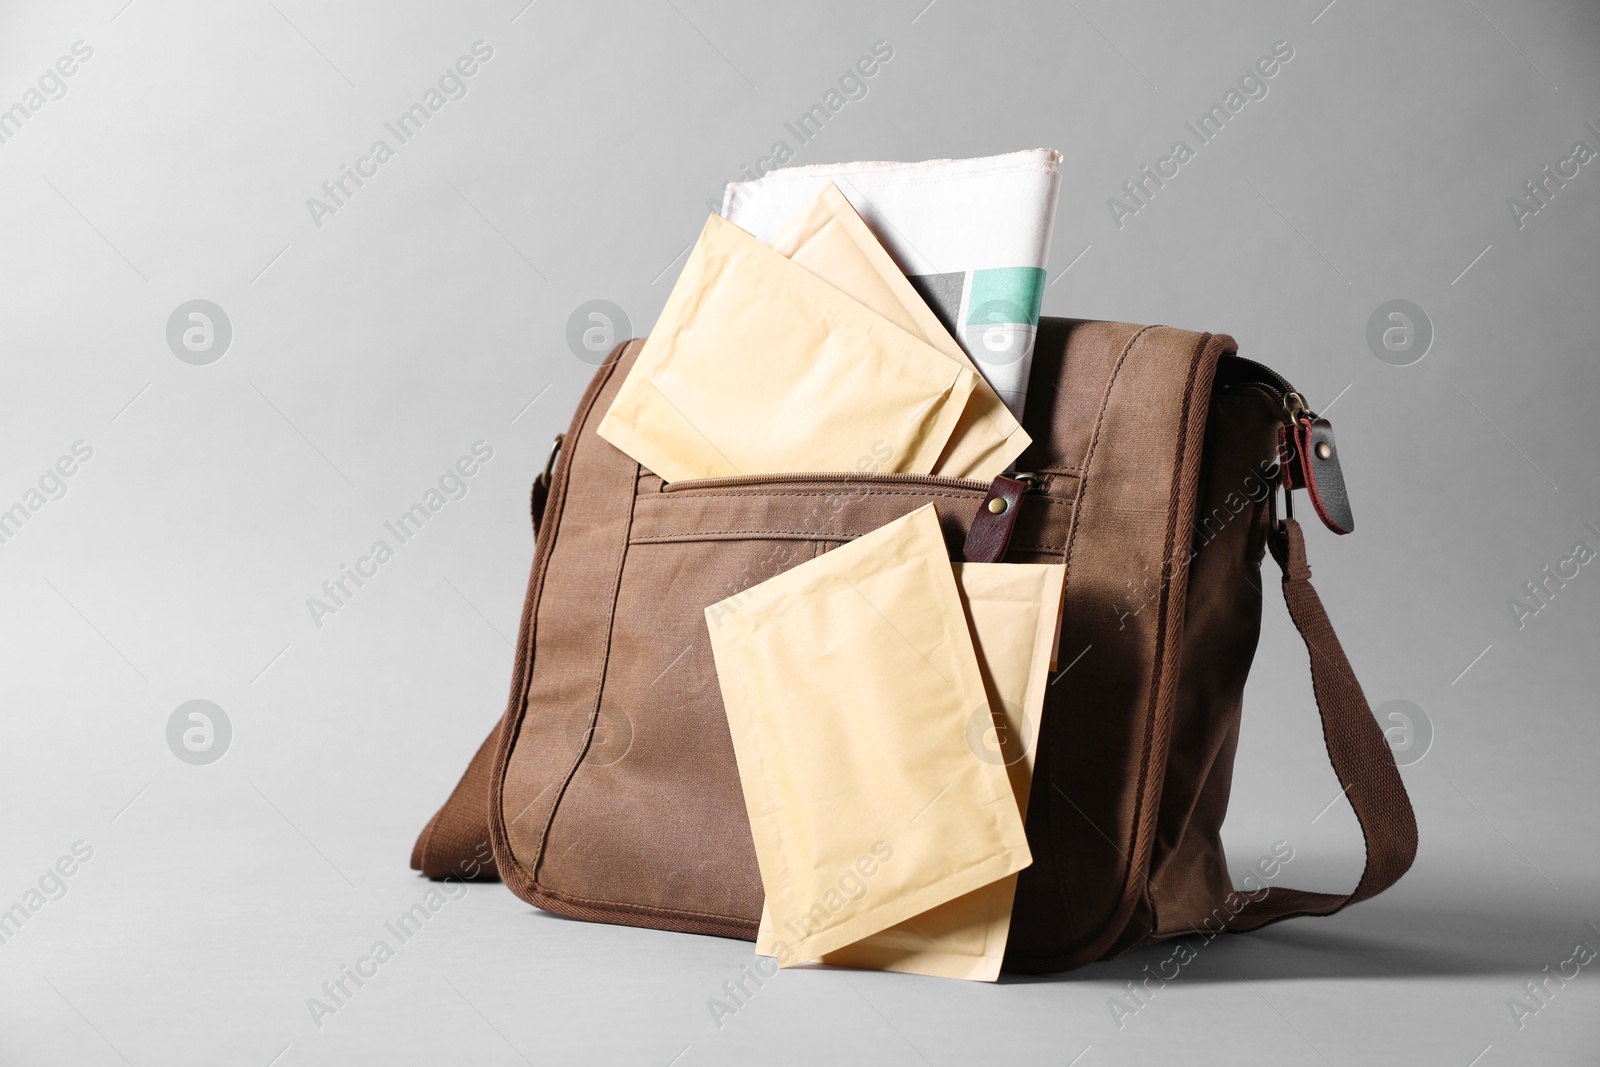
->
[[769, 183, 1031, 481], [598, 216, 980, 483], [755, 561, 1066, 980], [705, 505, 1032, 965]]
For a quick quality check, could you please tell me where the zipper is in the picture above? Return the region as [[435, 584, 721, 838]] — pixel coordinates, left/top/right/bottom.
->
[[1221, 355, 1315, 424], [660, 470, 1001, 493]]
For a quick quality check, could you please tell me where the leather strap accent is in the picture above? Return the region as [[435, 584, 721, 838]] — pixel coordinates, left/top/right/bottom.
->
[[1297, 418, 1353, 534], [1224, 518, 1416, 930], [1279, 418, 1353, 535], [961, 475, 1028, 563]]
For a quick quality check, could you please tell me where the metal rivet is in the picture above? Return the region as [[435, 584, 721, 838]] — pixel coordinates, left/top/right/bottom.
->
[[987, 497, 1008, 514], [1315, 441, 1332, 460]]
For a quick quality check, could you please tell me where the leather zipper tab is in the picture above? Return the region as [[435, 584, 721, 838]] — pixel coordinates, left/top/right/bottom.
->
[[961, 474, 1030, 563], [1296, 418, 1353, 535]]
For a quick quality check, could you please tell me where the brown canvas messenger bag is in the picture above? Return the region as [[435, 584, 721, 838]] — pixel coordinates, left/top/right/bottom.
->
[[410, 317, 1418, 972]]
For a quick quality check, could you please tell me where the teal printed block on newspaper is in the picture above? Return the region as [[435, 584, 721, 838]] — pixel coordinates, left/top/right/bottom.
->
[[966, 267, 1046, 326]]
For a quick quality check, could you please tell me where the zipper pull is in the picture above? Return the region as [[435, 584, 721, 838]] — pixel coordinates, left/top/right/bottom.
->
[[960, 474, 1030, 563], [1276, 395, 1354, 536]]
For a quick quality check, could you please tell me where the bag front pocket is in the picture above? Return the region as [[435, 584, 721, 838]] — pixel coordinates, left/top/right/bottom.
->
[[531, 470, 1071, 935]]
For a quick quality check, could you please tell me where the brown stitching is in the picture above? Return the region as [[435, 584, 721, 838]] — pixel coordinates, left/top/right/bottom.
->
[[630, 521, 1060, 539], [1126, 331, 1212, 938], [646, 495, 972, 508], [654, 488, 1070, 504], [533, 881, 758, 928], [634, 529, 922, 539], [1012, 326, 1224, 965], [1041, 323, 1151, 957], [488, 338, 630, 898], [628, 533, 1066, 553], [530, 462, 641, 883], [1060, 327, 1152, 564]]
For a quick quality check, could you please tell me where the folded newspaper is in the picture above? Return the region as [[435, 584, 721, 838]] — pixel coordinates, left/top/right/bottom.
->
[[722, 148, 1062, 421]]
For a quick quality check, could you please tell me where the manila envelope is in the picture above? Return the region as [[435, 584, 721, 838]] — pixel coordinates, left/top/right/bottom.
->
[[755, 561, 1067, 980], [705, 505, 1032, 966], [598, 216, 980, 484], [769, 182, 1031, 482]]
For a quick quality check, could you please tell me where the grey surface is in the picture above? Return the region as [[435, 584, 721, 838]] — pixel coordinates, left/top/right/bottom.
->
[[1, 0, 1597, 1064]]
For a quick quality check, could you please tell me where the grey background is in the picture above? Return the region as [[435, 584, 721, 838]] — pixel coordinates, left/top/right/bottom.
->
[[1, 0, 1596, 1064]]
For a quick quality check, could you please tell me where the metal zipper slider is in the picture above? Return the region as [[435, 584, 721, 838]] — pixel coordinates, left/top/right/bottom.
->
[[1282, 391, 1316, 424]]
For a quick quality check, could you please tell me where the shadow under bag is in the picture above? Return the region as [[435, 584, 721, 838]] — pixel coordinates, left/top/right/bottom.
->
[[410, 317, 1417, 972]]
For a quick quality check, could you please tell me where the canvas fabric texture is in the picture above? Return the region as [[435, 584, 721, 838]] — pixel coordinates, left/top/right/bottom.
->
[[410, 317, 1418, 972]]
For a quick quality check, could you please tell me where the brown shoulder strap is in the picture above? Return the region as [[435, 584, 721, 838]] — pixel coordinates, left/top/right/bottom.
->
[[1224, 518, 1417, 930]]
